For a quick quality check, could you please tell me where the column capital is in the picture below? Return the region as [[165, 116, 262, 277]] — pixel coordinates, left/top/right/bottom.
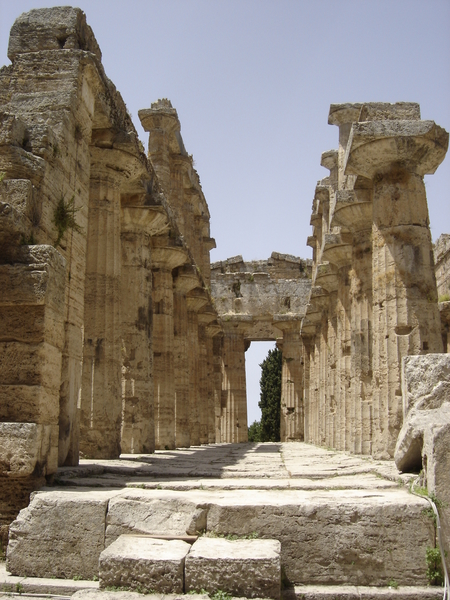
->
[[314, 262, 339, 293], [173, 264, 200, 294], [321, 231, 352, 268], [138, 99, 180, 136], [331, 189, 372, 232], [121, 205, 169, 235], [272, 314, 302, 333], [151, 236, 188, 271], [345, 120, 448, 178]]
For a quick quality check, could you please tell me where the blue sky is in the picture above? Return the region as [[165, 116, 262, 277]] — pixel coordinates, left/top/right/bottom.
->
[[1, 0, 449, 426]]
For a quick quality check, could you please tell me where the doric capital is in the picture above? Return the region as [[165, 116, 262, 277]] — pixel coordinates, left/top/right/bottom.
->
[[345, 120, 449, 178]]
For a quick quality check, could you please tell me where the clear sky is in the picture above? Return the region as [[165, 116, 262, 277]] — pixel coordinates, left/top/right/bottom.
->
[[1, 0, 449, 426]]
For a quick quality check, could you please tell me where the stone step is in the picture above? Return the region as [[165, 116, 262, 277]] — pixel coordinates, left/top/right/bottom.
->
[[0, 564, 444, 600], [98, 535, 281, 599], [6, 485, 435, 588]]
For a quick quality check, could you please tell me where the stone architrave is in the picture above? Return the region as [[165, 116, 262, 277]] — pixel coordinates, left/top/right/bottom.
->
[[151, 237, 187, 450], [345, 114, 448, 457]]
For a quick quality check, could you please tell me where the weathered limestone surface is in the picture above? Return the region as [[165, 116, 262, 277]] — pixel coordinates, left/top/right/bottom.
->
[[304, 102, 449, 459], [5, 441, 435, 587], [0, 6, 219, 540], [6, 490, 112, 579], [185, 537, 281, 599], [104, 489, 206, 545], [395, 353, 450, 571], [211, 253, 311, 441], [99, 535, 190, 593]]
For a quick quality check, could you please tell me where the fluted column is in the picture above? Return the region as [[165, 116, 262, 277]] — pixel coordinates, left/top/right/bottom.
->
[[120, 229, 153, 454], [198, 309, 218, 444], [186, 289, 209, 445], [80, 159, 122, 458], [120, 205, 170, 455], [173, 266, 200, 448], [151, 238, 187, 450], [346, 114, 448, 457], [274, 318, 304, 441], [221, 325, 248, 443]]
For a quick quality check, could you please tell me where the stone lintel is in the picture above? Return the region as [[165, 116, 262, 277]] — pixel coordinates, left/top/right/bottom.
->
[[345, 120, 449, 178], [220, 314, 253, 334], [121, 206, 169, 235], [359, 102, 421, 122], [272, 315, 302, 332], [320, 149, 338, 171]]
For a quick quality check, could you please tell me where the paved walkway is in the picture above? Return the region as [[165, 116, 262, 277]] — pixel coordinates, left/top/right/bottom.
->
[[55, 442, 409, 491]]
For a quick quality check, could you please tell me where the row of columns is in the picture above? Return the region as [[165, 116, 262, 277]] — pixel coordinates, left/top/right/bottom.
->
[[303, 103, 448, 458]]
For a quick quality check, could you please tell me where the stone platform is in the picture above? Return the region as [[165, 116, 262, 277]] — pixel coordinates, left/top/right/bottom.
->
[[3, 443, 443, 599]]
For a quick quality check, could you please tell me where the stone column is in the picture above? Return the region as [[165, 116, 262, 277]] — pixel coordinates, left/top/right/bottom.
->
[[151, 237, 187, 450], [120, 206, 168, 454], [221, 324, 248, 443], [173, 266, 200, 448], [80, 159, 122, 459], [210, 332, 224, 442], [139, 100, 180, 195], [332, 187, 373, 454], [186, 289, 209, 445], [346, 115, 448, 457], [274, 318, 304, 441], [198, 308, 218, 444]]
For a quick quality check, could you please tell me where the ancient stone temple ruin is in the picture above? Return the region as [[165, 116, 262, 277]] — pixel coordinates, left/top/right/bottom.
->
[[1, 6, 450, 599]]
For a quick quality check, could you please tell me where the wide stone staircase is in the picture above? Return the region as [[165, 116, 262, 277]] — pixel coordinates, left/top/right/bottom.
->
[[1, 443, 445, 599]]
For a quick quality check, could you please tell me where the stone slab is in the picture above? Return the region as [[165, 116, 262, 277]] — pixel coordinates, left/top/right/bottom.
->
[[99, 535, 191, 593], [185, 537, 281, 599], [0, 562, 99, 595], [6, 490, 121, 579], [290, 585, 444, 599], [72, 590, 210, 600]]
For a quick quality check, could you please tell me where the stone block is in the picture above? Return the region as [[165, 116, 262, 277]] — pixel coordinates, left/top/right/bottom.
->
[[6, 490, 111, 579], [185, 537, 281, 599], [395, 354, 450, 472], [99, 535, 190, 593], [0, 423, 52, 477], [105, 489, 205, 546]]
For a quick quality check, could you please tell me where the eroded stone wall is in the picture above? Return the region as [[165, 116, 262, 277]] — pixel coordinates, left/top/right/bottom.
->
[[0, 7, 220, 544]]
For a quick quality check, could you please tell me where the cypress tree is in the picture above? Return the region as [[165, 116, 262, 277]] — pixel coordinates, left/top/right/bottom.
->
[[258, 347, 282, 442]]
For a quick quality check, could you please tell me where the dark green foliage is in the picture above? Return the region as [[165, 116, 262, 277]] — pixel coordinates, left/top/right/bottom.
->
[[53, 195, 82, 247], [426, 546, 445, 586], [248, 420, 262, 442], [258, 347, 282, 442]]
